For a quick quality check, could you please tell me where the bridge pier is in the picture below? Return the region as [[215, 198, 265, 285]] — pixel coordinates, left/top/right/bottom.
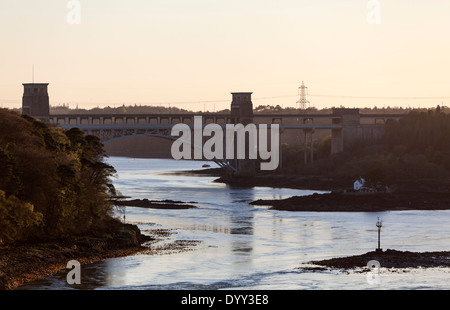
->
[[331, 108, 360, 154], [303, 129, 315, 165], [230, 92, 256, 177], [330, 108, 388, 155]]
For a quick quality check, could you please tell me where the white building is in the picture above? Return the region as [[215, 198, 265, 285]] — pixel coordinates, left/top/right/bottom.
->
[[354, 178, 366, 191]]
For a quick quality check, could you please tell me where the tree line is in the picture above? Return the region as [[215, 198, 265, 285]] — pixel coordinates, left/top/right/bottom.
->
[[29, 103, 427, 116], [0, 109, 117, 246]]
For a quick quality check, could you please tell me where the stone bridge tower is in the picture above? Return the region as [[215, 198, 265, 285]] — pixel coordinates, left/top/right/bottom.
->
[[22, 83, 50, 122]]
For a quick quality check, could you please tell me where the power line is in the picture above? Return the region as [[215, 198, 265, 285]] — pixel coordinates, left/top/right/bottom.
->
[[0, 96, 297, 107], [308, 94, 450, 100]]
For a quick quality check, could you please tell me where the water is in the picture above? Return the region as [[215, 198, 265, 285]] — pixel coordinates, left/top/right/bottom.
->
[[21, 157, 450, 290]]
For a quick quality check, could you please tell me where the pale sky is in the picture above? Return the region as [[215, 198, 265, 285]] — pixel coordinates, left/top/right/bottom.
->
[[1, 0, 450, 111]]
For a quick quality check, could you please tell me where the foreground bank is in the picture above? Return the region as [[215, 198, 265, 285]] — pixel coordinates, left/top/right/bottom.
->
[[0, 220, 152, 290]]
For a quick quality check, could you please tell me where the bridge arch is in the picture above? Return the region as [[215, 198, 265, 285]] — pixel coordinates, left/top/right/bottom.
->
[[101, 132, 178, 144]]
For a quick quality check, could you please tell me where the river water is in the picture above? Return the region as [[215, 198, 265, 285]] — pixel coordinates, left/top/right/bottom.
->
[[21, 157, 450, 290]]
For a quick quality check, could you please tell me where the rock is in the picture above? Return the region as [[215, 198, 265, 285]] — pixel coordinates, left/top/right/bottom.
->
[[114, 198, 197, 209], [304, 249, 450, 269]]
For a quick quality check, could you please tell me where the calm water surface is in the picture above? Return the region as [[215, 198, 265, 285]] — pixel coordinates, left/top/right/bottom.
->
[[21, 157, 450, 290]]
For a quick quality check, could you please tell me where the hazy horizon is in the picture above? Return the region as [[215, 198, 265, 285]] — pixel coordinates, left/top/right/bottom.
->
[[1, 0, 450, 111]]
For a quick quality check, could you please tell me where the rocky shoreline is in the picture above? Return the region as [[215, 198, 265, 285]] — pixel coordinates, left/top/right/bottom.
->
[[250, 190, 450, 212], [114, 198, 198, 209], [0, 220, 170, 290], [213, 172, 350, 191], [197, 170, 450, 212]]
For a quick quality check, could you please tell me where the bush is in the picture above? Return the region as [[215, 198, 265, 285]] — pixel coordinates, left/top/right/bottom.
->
[[0, 190, 43, 245]]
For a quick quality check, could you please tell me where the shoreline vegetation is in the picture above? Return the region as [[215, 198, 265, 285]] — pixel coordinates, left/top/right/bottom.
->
[[0, 109, 192, 290]]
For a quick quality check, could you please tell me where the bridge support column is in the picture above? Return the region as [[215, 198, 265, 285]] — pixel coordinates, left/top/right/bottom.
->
[[301, 116, 316, 165], [230, 92, 255, 177], [303, 129, 315, 165], [304, 131, 308, 165]]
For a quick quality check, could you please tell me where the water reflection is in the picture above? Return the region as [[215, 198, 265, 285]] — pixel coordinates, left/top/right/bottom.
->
[[184, 224, 231, 234]]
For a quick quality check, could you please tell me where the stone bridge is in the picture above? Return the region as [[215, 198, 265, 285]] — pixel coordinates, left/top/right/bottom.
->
[[48, 109, 403, 159], [22, 84, 405, 175]]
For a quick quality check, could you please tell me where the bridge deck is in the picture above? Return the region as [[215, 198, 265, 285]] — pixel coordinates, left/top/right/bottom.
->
[[50, 112, 402, 133]]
